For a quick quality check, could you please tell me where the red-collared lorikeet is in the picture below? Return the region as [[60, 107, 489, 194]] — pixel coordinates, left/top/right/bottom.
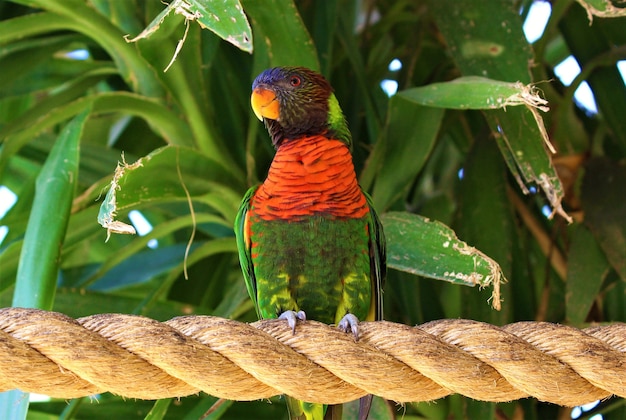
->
[[235, 67, 386, 420]]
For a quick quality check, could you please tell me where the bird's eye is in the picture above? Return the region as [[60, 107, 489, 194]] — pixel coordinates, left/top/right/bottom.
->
[[289, 76, 301, 87]]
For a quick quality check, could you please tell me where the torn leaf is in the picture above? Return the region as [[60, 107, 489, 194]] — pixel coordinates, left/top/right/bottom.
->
[[399, 76, 570, 222], [97, 155, 141, 242], [399, 76, 549, 112], [96, 146, 243, 242], [125, 0, 253, 54], [381, 211, 503, 310], [576, 0, 626, 21], [485, 107, 572, 223]]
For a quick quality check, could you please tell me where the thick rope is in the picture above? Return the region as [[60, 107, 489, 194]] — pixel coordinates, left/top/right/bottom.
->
[[0, 307, 624, 407]]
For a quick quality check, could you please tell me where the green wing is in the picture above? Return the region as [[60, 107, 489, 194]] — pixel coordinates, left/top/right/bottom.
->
[[234, 185, 261, 318], [365, 192, 386, 321]]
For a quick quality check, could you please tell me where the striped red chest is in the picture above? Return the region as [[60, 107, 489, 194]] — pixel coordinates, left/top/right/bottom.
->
[[250, 135, 369, 221]]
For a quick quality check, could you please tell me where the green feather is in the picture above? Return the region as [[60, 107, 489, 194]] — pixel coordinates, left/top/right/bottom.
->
[[235, 206, 385, 324], [327, 93, 352, 149], [234, 185, 261, 318]]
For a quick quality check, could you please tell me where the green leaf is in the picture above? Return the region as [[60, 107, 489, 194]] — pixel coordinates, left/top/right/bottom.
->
[[399, 76, 549, 111], [82, 219, 232, 288], [427, 0, 533, 84], [0, 12, 73, 46], [484, 106, 570, 221], [126, 0, 252, 53], [0, 110, 86, 420], [4, 3, 163, 96], [455, 135, 512, 322], [0, 240, 21, 294], [566, 225, 610, 325], [581, 157, 626, 282], [343, 396, 394, 420], [560, 3, 626, 155], [144, 398, 172, 420], [87, 244, 201, 292], [97, 146, 242, 240], [244, 0, 319, 70], [13, 111, 86, 309], [0, 33, 87, 96], [192, 0, 252, 52], [381, 211, 504, 310], [58, 289, 205, 321], [366, 94, 444, 210], [1, 67, 118, 135], [427, 0, 570, 222], [0, 92, 195, 182]]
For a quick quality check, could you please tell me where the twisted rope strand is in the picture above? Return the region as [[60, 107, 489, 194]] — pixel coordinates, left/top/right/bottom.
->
[[0, 308, 624, 407]]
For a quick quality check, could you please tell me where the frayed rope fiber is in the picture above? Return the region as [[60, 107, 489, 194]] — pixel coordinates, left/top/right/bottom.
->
[[0, 307, 624, 406]]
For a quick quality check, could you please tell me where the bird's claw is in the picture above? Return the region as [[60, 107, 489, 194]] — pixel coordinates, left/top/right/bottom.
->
[[338, 313, 360, 340], [279, 310, 306, 335]]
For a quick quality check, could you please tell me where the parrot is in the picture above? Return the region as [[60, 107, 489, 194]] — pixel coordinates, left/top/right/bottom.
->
[[235, 67, 386, 420]]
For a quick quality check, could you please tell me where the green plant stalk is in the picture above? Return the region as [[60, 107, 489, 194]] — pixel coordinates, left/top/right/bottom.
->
[[0, 112, 86, 420]]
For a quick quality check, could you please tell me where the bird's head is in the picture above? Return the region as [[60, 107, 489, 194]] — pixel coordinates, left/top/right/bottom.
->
[[251, 67, 351, 149]]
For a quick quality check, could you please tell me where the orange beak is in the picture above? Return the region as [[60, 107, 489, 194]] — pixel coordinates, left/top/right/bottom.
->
[[251, 87, 280, 121]]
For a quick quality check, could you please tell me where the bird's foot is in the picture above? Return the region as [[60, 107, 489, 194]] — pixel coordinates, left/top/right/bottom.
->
[[338, 313, 360, 340], [278, 310, 306, 335]]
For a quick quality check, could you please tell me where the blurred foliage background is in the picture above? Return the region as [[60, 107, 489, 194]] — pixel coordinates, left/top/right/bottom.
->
[[0, 0, 625, 419]]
